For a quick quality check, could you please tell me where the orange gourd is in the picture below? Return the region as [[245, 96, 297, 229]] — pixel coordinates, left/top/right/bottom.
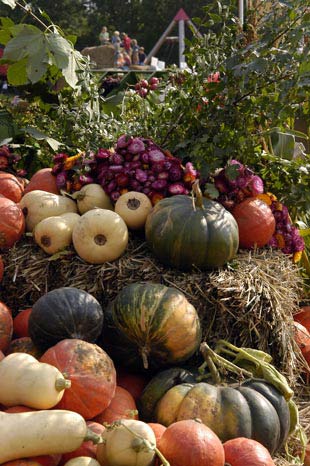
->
[[232, 197, 275, 249], [294, 306, 310, 333], [23, 168, 59, 195], [223, 437, 275, 466], [0, 196, 25, 248], [157, 419, 225, 466], [40, 339, 116, 420], [148, 423, 166, 443], [13, 308, 32, 337], [93, 386, 138, 424], [294, 321, 310, 367], [0, 171, 24, 202], [0, 301, 13, 352], [117, 369, 150, 402]]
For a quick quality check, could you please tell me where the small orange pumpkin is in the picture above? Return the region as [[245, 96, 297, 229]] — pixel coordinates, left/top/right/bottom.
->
[[148, 422, 166, 443], [294, 306, 310, 333], [0, 301, 13, 352], [223, 437, 275, 466], [13, 308, 32, 338], [0, 196, 25, 248], [116, 369, 150, 402], [23, 168, 59, 195], [0, 255, 3, 282], [0, 171, 24, 203], [6, 336, 42, 359], [294, 321, 310, 367], [93, 386, 138, 424]]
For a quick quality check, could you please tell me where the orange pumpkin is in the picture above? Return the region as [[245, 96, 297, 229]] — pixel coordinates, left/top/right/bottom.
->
[[13, 308, 32, 338], [0, 171, 24, 203], [1, 461, 42, 466], [223, 437, 275, 466], [157, 419, 225, 466], [4, 405, 35, 413], [117, 369, 150, 402], [148, 422, 166, 443], [0, 196, 25, 248], [232, 197, 275, 249], [0, 349, 5, 361], [23, 168, 59, 195], [93, 385, 138, 424], [294, 306, 310, 333], [6, 336, 42, 359], [40, 338, 116, 420], [0, 301, 13, 352], [294, 321, 310, 366], [0, 255, 4, 282], [60, 421, 105, 464]]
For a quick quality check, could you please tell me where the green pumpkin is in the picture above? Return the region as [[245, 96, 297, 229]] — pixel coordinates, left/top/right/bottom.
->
[[139, 370, 290, 455], [145, 183, 239, 271], [100, 282, 202, 372]]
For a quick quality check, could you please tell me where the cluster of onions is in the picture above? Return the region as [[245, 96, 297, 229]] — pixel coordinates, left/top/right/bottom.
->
[[212, 159, 304, 261], [51, 135, 199, 205]]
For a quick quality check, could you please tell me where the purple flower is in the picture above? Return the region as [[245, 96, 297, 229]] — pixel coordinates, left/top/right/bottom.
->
[[96, 148, 111, 160], [116, 134, 133, 149], [56, 171, 68, 189], [127, 138, 145, 154], [53, 153, 68, 163], [249, 175, 264, 195]]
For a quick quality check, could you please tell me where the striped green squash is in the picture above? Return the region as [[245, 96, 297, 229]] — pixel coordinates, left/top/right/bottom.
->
[[100, 282, 202, 372], [145, 184, 239, 271]]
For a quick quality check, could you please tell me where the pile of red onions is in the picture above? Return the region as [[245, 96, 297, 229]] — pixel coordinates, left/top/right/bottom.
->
[[52, 135, 199, 205]]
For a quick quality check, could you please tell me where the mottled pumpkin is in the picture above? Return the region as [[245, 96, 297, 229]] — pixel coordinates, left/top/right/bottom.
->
[[100, 282, 201, 371], [0, 196, 25, 248], [6, 336, 42, 359], [40, 339, 116, 420], [145, 185, 239, 271], [0, 171, 24, 203], [140, 371, 290, 455]]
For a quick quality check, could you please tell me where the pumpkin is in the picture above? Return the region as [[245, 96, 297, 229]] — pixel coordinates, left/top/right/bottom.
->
[[34, 215, 76, 255], [232, 197, 275, 249], [0, 452, 61, 466], [96, 419, 156, 466], [157, 419, 225, 466], [0, 196, 25, 248], [13, 308, 32, 337], [63, 459, 101, 466], [294, 306, 310, 332], [72, 183, 113, 214], [0, 255, 3, 281], [6, 336, 43, 359], [145, 182, 239, 271], [304, 444, 310, 466], [72, 208, 128, 264], [0, 171, 24, 203], [115, 192, 153, 230], [29, 287, 104, 352], [60, 421, 105, 464], [1, 461, 42, 466], [117, 369, 150, 402], [93, 386, 138, 424], [148, 423, 166, 443], [0, 301, 13, 352], [293, 321, 310, 366], [23, 168, 59, 195], [223, 437, 275, 466], [147, 375, 290, 455], [100, 282, 201, 371], [20, 190, 78, 231], [0, 350, 4, 361], [0, 410, 97, 463], [0, 352, 70, 409], [40, 339, 116, 420], [5, 405, 34, 413]]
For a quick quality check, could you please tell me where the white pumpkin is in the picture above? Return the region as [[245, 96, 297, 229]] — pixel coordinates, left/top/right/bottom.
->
[[96, 419, 156, 466], [64, 457, 101, 466], [114, 192, 153, 230], [72, 208, 128, 264], [20, 190, 77, 231], [73, 184, 113, 214], [34, 214, 78, 255]]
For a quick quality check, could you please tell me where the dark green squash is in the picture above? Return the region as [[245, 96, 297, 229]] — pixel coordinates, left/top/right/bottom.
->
[[139, 369, 290, 455], [100, 282, 202, 372], [29, 287, 104, 351], [145, 182, 239, 271]]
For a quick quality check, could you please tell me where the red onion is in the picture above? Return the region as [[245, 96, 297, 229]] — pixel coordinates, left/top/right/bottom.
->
[[79, 175, 94, 185], [135, 169, 148, 183], [151, 179, 168, 190], [106, 180, 117, 193], [110, 191, 121, 202], [110, 153, 124, 165], [116, 134, 133, 149], [157, 171, 169, 180], [109, 165, 124, 173], [169, 165, 183, 181], [168, 183, 188, 195], [127, 137, 145, 154], [116, 173, 129, 187], [141, 152, 149, 164], [96, 148, 111, 160], [148, 149, 166, 163]]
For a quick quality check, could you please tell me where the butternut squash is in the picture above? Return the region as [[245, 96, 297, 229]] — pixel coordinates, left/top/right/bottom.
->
[[0, 410, 100, 463], [72, 184, 113, 214], [34, 213, 80, 255], [0, 352, 71, 409], [20, 190, 78, 231]]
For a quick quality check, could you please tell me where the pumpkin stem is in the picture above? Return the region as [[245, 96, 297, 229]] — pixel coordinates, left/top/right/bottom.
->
[[84, 428, 102, 444], [192, 180, 204, 209], [55, 377, 71, 391], [141, 346, 149, 369]]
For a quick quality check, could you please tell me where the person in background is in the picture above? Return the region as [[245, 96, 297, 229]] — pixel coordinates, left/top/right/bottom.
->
[[121, 32, 131, 54], [99, 26, 109, 45], [131, 38, 140, 65], [111, 31, 121, 68], [121, 51, 132, 70], [111, 30, 121, 46], [138, 46, 146, 65]]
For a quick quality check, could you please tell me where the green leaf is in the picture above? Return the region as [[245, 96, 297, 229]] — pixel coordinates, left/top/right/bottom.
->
[[204, 183, 219, 199], [0, 16, 15, 27], [0, 30, 12, 44], [3, 26, 44, 61], [61, 49, 79, 88], [46, 33, 71, 69], [270, 130, 296, 159], [0, 0, 16, 8], [7, 58, 29, 85], [24, 126, 63, 151]]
